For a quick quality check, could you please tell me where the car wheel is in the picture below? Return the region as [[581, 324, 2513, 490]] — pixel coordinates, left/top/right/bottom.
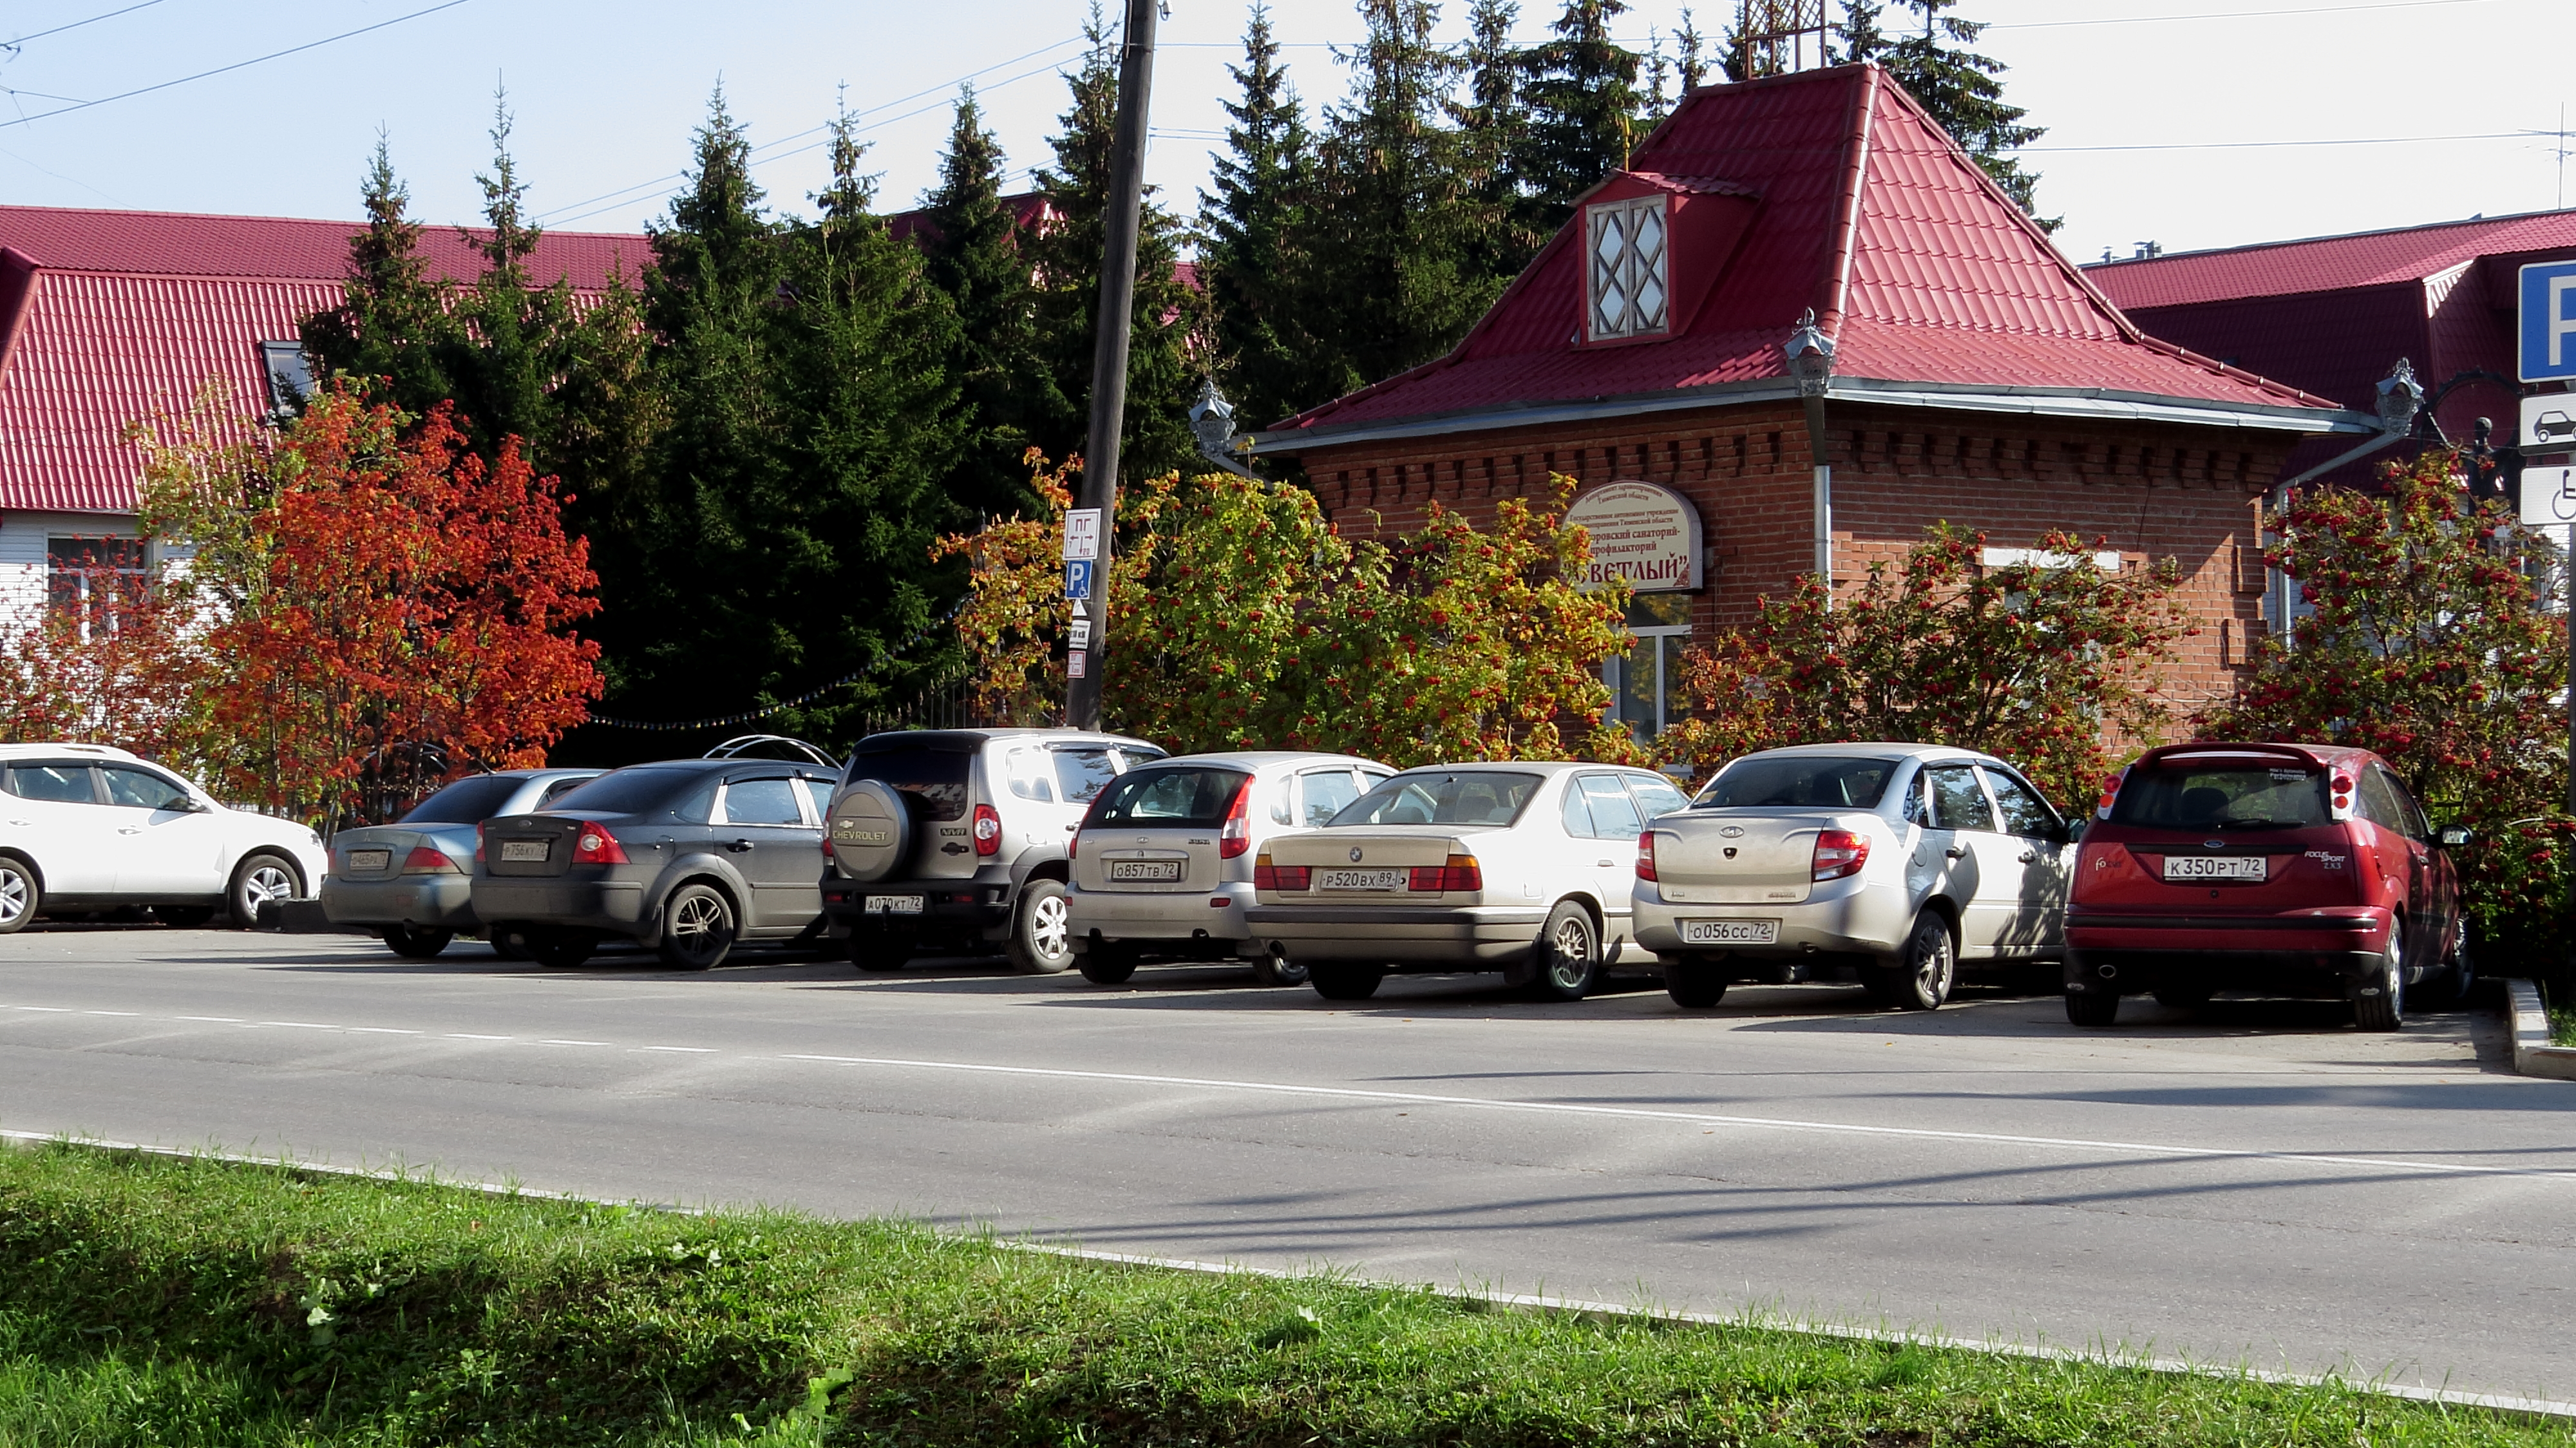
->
[[2065, 989, 2120, 1027], [1005, 879, 1074, 974], [527, 929, 597, 969], [2414, 919, 2476, 1011], [1531, 900, 1599, 1002], [1250, 951, 1310, 987], [2351, 931, 2405, 1031], [1079, 941, 1141, 986], [381, 924, 453, 959], [0, 858, 37, 935], [487, 924, 532, 961], [848, 924, 916, 971], [658, 884, 737, 971], [1664, 957, 1728, 1009], [1309, 964, 1384, 1001], [226, 853, 300, 928], [154, 904, 214, 929], [1887, 911, 1955, 1011], [2151, 981, 2213, 1011]]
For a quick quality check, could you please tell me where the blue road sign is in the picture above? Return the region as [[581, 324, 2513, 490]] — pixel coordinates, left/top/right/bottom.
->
[[1064, 559, 1094, 600], [2521, 261, 2576, 382]]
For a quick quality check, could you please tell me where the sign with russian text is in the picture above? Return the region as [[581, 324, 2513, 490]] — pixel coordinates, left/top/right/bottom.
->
[[1564, 479, 1703, 592], [2520, 262, 2576, 383], [1063, 508, 1103, 562]]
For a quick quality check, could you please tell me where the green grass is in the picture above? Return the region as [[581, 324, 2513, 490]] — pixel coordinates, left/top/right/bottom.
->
[[0, 1143, 2565, 1447], [2546, 980, 2576, 1047]]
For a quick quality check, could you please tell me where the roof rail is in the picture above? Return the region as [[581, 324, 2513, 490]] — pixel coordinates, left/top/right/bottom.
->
[[701, 734, 840, 767]]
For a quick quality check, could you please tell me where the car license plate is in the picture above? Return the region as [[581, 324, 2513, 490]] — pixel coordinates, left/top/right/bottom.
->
[[1108, 860, 1182, 882], [1680, 919, 1779, 945], [1318, 868, 1408, 891], [2163, 855, 2265, 882], [863, 895, 924, 915], [498, 840, 549, 863], [346, 849, 391, 872]]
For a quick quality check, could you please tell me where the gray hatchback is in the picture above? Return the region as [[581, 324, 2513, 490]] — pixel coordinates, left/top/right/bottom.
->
[[471, 757, 838, 969]]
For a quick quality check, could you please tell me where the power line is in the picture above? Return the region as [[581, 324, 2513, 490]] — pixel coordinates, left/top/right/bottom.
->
[[2007, 129, 2546, 153], [0, 0, 471, 130], [1987, 0, 2503, 28], [5, 0, 169, 49]]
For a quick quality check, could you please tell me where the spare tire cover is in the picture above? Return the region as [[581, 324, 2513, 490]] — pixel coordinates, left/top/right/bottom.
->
[[829, 779, 913, 883]]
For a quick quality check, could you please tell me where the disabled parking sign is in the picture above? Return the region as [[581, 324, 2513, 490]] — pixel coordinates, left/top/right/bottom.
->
[[1063, 558, 1094, 600], [2521, 261, 2576, 382]]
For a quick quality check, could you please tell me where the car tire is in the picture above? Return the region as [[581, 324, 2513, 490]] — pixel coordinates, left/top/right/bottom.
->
[[1078, 942, 1140, 986], [1531, 900, 1599, 1002], [2151, 981, 2213, 1011], [1664, 958, 1728, 1009], [226, 852, 301, 928], [527, 929, 597, 969], [1885, 911, 1956, 1011], [2065, 989, 2120, 1027], [381, 924, 453, 959], [658, 883, 737, 971], [2414, 920, 2476, 1012], [0, 857, 37, 935], [2351, 932, 2405, 1032], [154, 904, 214, 929], [1250, 951, 1309, 987], [1005, 879, 1074, 974], [487, 924, 532, 961], [848, 924, 916, 971], [1309, 964, 1384, 1001]]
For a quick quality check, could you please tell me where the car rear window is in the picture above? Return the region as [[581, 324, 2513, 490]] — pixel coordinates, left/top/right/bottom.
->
[[1698, 756, 1897, 809], [401, 774, 527, 824], [545, 767, 703, 816], [1088, 766, 1250, 826], [2111, 761, 2328, 832], [842, 747, 971, 822], [1331, 771, 1540, 827]]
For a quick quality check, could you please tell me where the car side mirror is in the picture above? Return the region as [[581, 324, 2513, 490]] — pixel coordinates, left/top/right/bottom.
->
[[2436, 824, 2472, 849]]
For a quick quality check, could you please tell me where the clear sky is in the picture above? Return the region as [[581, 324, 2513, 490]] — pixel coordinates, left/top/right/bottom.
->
[[1, 0, 2568, 271]]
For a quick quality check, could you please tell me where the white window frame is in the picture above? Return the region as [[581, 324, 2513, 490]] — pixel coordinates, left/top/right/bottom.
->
[[1586, 195, 1671, 343]]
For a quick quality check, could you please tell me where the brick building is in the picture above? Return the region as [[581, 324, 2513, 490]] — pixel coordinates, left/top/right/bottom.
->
[[1247, 64, 2376, 743]]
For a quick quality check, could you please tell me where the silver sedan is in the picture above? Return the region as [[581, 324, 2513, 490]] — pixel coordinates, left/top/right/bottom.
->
[[320, 769, 601, 957]]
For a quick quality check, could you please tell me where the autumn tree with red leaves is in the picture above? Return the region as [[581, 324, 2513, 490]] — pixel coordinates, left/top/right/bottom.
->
[[139, 386, 602, 824], [0, 559, 211, 762]]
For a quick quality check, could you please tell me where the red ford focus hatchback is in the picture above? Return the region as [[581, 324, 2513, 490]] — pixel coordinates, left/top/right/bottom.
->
[[2064, 742, 2470, 1031]]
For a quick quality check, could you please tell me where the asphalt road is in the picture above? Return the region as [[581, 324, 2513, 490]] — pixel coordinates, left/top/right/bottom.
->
[[2, 924, 2570, 1406]]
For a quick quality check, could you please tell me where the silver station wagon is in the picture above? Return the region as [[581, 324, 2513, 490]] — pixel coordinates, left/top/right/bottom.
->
[[1066, 751, 1390, 986], [1633, 743, 2074, 1011], [1246, 761, 1689, 1003]]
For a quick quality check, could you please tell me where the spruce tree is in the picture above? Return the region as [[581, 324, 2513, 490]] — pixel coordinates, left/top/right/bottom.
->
[[1512, 0, 1644, 235], [1839, 0, 2053, 227], [1032, 5, 1206, 488], [1450, 0, 1545, 294], [446, 88, 583, 475], [299, 136, 463, 413], [1676, 8, 1709, 90], [918, 86, 1060, 517], [1200, 1, 1327, 428]]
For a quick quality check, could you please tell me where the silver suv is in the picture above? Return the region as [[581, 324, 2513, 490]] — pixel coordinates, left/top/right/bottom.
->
[[820, 729, 1165, 972]]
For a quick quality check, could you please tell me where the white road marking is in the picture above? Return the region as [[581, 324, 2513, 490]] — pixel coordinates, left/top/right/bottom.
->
[[638, 1045, 715, 1054], [348, 1027, 420, 1035], [540, 1039, 610, 1047], [80, 1010, 138, 1016], [173, 1015, 241, 1022], [771, 1053, 2576, 1184], [256, 1022, 339, 1030], [16, 1007, 70, 1013], [444, 1033, 510, 1041]]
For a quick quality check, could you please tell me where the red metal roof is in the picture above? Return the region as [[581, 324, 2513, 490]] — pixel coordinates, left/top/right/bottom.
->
[[1270, 64, 2339, 443], [2087, 209, 2576, 311], [0, 205, 649, 515]]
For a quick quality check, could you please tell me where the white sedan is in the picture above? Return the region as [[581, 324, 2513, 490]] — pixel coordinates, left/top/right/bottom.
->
[[1244, 761, 1689, 1002], [0, 742, 327, 932]]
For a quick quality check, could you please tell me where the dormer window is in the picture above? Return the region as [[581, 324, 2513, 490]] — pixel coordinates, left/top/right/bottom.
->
[[1586, 195, 1669, 341]]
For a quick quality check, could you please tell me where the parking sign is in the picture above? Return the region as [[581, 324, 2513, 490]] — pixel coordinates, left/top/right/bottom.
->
[[1063, 559, 1094, 600], [2521, 262, 2576, 382]]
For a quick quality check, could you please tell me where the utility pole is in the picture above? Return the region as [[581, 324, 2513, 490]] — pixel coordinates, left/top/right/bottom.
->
[[1065, 0, 1160, 730]]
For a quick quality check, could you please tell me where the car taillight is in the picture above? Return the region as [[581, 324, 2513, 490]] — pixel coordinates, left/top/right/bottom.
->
[[473, 821, 485, 862], [1408, 854, 1482, 892], [972, 803, 1003, 855], [1218, 776, 1254, 859], [572, 823, 629, 865], [1812, 828, 1868, 881], [401, 845, 460, 874], [2096, 767, 2126, 821], [2329, 773, 2356, 821], [1254, 854, 1309, 891], [1636, 831, 1659, 882], [1068, 832, 1079, 859]]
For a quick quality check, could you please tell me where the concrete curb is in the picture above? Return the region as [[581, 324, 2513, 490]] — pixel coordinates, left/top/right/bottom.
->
[[6, 1127, 2574, 1422], [2506, 978, 2576, 1081]]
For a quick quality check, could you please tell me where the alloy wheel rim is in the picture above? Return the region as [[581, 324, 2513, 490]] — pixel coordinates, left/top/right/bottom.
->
[[674, 895, 724, 946], [1551, 918, 1592, 986], [1031, 894, 1070, 958], [1917, 928, 1951, 996], [246, 867, 292, 905], [0, 873, 23, 924]]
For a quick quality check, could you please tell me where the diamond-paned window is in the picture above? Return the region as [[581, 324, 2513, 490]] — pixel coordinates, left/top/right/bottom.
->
[[1586, 195, 1669, 341]]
